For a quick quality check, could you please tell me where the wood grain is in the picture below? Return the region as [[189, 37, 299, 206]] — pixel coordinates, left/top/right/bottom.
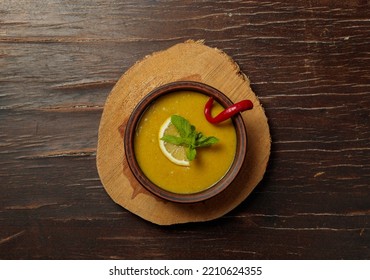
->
[[1, 0, 369, 259], [96, 41, 270, 225]]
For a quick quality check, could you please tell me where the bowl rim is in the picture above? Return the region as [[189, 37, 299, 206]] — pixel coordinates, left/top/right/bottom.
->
[[124, 81, 247, 203]]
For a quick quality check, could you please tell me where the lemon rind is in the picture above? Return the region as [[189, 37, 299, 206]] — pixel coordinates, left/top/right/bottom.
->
[[158, 117, 190, 167]]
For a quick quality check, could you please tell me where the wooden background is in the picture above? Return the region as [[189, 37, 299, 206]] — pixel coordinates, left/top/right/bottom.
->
[[1, 0, 369, 259]]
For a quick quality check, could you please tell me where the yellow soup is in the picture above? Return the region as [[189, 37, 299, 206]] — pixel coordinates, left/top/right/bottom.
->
[[134, 91, 236, 194]]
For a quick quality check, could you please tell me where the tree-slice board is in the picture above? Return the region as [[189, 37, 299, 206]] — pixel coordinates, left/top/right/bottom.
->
[[96, 40, 271, 225]]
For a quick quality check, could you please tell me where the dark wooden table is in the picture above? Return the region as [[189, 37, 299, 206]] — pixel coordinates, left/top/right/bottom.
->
[[1, 0, 369, 260]]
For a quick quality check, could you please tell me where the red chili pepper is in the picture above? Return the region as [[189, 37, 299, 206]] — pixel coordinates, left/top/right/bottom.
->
[[204, 97, 253, 124]]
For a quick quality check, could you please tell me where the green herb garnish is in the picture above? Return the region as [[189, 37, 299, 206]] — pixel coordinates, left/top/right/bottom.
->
[[160, 115, 219, 161]]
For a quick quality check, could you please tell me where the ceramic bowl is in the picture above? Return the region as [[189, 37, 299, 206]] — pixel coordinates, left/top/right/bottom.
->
[[124, 81, 247, 203]]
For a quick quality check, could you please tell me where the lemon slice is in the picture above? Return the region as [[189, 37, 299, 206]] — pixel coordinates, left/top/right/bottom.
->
[[159, 117, 190, 166]]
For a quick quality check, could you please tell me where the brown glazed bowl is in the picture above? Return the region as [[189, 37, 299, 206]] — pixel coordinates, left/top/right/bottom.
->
[[124, 81, 247, 203]]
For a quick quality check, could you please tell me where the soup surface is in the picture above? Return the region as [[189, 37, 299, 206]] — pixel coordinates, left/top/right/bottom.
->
[[134, 91, 237, 194]]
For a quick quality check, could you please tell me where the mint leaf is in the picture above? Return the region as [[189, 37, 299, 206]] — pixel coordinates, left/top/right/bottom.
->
[[170, 115, 194, 138], [186, 147, 197, 161], [196, 136, 219, 147], [160, 135, 187, 146], [161, 115, 219, 162]]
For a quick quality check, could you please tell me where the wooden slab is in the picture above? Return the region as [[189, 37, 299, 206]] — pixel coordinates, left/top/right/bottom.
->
[[96, 40, 271, 225]]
